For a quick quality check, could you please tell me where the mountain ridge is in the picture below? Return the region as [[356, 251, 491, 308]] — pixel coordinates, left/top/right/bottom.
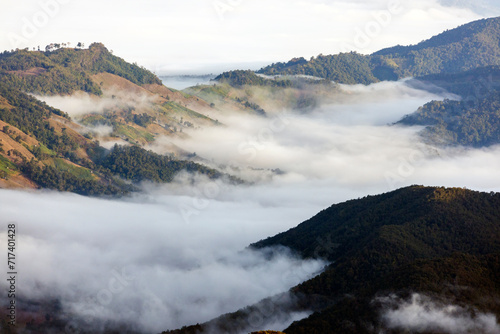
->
[[257, 16, 500, 83]]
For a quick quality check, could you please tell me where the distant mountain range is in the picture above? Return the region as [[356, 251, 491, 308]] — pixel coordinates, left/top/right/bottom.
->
[[258, 17, 500, 84], [211, 17, 500, 148]]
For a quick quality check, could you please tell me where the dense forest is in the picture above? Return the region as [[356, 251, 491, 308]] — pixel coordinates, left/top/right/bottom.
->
[[214, 70, 334, 88], [95, 145, 224, 183], [398, 93, 500, 147], [258, 53, 382, 84], [166, 186, 500, 334], [398, 66, 500, 147], [258, 17, 500, 83]]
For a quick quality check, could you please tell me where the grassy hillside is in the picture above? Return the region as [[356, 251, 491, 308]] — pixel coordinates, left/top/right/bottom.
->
[[258, 17, 500, 83], [0, 79, 232, 195], [0, 43, 234, 195], [166, 186, 500, 334], [0, 43, 160, 95], [187, 72, 338, 115]]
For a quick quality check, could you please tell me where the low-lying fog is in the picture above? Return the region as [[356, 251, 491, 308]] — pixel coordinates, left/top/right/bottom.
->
[[1, 80, 500, 333]]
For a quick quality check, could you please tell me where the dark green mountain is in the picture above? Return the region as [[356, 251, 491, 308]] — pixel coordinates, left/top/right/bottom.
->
[[398, 66, 500, 147], [166, 186, 500, 334], [257, 53, 380, 85], [406, 65, 500, 98], [258, 17, 500, 84]]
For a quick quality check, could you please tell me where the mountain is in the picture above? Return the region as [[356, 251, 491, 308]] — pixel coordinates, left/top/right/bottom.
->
[[258, 17, 500, 83], [0, 44, 234, 195], [186, 71, 339, 114], [0, 42, 160, 95], [166, 186, 500, 333], [397, 66, 500, 147], [257, 53, 380, 85]]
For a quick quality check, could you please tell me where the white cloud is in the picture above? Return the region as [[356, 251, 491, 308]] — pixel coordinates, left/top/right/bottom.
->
[[0, 189, 326, 332], [381, 293, 500, 334]]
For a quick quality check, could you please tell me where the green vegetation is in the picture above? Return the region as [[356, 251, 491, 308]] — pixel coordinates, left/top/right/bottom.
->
[[257, 186, 500, 334], [258, 53, 380, 84], [167, 186, 500, 334], [113, 123, 156, 143], [0, 154, 17, 179], [0, 81, 81, 159], [398, 93, 500, 147], [398, 66, 500, 147], [20, 160, 129, 196], [409, 65, 500, 98], [0, 77, 234, 195], [0, 43, 161, 95], [95, 145, 224, 183], [50, 158, 94, 181], [215, 70, 295, 87], [258, 17, 500, 83], [374, 17, 500, 77]]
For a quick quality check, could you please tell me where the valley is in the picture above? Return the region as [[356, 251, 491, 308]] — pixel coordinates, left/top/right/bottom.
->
[[0, 12, 500, 334]]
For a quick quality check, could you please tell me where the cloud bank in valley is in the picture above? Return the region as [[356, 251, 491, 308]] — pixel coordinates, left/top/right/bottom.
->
[[164, 80, 500, 195], [0, 189, 326, 333], [36, 89, 155, 118]]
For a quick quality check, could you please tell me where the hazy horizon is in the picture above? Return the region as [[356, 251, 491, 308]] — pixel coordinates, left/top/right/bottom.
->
[[1, 1, 498, 75]]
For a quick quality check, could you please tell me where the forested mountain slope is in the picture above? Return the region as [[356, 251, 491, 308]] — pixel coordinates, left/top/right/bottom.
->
[[258, 17, 500, 83], [166, 186, 500, 334]]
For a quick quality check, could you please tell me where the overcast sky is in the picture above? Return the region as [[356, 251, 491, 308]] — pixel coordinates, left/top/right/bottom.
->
[[0, 1, 498, 73]]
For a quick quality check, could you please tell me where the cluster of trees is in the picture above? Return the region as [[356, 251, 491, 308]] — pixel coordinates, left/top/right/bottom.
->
[[234, 97, 266, 115], [95, 145, 223, 183], [122, 111, 157, 128], [410, 65, 500, 98], [0, 82, 79, 157], [374, 17, 500, 77], [20, 160, 129, 196], [254, 186, 500, 333], [215, 70, 294, 87]]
